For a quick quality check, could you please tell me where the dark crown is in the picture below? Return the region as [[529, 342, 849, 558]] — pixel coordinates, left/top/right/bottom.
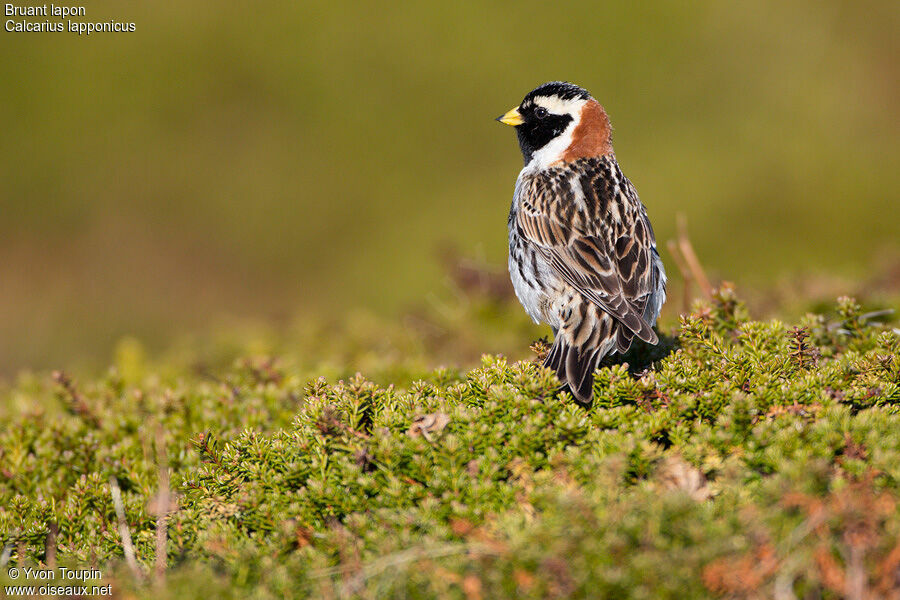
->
[[523, 81, 591, 104]]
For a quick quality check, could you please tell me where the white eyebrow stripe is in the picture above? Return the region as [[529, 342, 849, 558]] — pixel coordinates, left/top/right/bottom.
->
[[533, 95, 588, 116]]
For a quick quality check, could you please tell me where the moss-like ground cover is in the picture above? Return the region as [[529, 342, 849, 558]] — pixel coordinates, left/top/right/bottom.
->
[[1, 290, 899, 599]]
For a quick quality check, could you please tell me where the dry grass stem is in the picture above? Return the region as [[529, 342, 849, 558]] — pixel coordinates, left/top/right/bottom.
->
[[110, 476, 143, 581]]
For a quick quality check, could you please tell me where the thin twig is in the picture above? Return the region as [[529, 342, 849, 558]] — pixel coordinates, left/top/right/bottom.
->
[[860, 308, 895, 321], [666, 239, 693, 314], [45, 522, 58, 570], [773, 571, 798, 600], [52, 370, 102, 428], [845, 544, 866, 600], [310, 542, 498, 599], [109, 476, 142, 581], [676, 214, 712, 298], [154, 427, 170, 584], [0, 533, 16, 567], [772, 511, 827, 600]]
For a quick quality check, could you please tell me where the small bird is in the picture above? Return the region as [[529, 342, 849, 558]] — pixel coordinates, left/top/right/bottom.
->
[[497, 81, 666, 403]]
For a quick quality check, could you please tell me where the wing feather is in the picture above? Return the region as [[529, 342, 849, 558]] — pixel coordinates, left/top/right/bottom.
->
[[516, 163, 658, 345]]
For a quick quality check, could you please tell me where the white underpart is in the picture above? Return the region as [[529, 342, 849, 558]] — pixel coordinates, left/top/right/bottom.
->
[[646, 252, 667, 326], [523, 96, 589, 173]]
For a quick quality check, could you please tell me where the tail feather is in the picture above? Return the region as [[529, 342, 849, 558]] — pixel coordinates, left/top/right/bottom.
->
[[544, 337, 567, 382], [615, 327, 634, 354], [544, 337, 600, 404]]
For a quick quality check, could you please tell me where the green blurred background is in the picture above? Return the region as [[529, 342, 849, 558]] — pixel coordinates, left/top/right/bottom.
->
[[1, 0, 897, 375]]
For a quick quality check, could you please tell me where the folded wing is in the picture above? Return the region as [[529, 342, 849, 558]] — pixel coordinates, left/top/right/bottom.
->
[[515, 170, 659, 350]]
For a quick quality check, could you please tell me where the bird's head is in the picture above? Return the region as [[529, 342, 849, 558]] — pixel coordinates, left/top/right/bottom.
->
[[497, 81, 613, 168]]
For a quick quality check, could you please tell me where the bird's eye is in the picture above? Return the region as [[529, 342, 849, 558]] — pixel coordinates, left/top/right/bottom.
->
[[534, 107, 548, 119]]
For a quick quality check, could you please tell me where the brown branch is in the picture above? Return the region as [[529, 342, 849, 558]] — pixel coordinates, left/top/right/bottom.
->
[[44, 522, 58, 570]]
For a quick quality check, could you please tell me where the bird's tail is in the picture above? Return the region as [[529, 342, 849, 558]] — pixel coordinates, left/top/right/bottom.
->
[[544, 336, 599, 404]]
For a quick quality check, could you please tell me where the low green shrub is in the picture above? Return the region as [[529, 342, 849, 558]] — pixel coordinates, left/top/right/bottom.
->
[[1, 290, 898, 598]]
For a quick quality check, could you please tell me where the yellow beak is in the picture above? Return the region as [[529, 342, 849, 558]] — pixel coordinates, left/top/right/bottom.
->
[[496, 107, 524, 127]]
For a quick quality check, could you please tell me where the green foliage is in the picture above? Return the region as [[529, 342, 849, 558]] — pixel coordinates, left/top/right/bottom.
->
[[2, 0, 898, 374], [1, 293, 899, 599]]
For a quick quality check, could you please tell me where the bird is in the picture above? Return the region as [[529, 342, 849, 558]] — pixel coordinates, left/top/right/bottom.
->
[[496, 81, 666, 404]]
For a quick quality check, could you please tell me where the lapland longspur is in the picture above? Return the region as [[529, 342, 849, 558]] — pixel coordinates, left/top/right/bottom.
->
[[497, 81, 666, 404]]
